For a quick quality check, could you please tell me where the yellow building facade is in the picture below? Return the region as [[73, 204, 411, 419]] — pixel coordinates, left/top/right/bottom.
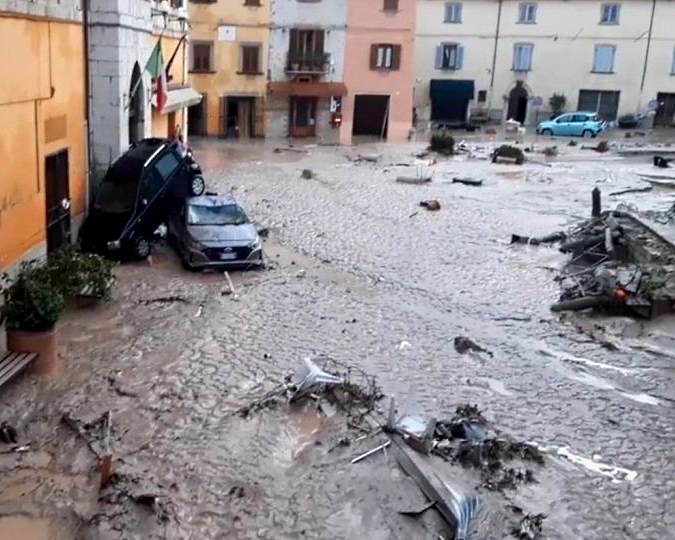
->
[[188, 0, 270, 138], [0, 7, 86, 270]]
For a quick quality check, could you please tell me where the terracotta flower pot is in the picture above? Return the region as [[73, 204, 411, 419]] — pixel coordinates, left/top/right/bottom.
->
[[6, 326, 57, 375]]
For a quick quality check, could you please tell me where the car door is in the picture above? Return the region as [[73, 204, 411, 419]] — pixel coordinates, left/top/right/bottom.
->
[[570, 114, 586, 136], [555, 114, 572, 135]]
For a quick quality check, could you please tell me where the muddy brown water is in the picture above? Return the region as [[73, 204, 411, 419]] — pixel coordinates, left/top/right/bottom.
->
[[1, 139, 674, 539]]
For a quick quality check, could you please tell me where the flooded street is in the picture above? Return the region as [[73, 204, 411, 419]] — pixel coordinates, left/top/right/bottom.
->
[[1, 137, 674, 539]]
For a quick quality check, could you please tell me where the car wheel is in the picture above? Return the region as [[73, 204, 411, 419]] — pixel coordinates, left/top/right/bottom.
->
[[582, 130, 593, 138], [132, 237, 152, 260], [181, 257, 198, 272], [190, 175, 206, 196], [541, 128, 553, 136]]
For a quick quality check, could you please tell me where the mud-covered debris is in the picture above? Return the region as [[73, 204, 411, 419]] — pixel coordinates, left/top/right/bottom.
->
[[137, 296, 189, 305], [351, 440, 390, 464], [510, 232, 566, 245], [452, 177, 483, 187], [257, 227, 270, 238], [542, 146, 558, 157], [454, 336, 493, 357], [420, 200, 441, 211], [132, 493, 174, 523], [301, 169, 315, 179], [654, 155, 673, 168], [509, 506, 546, 539], [287, 358, 344, 402], [0, 421, 18, 444]]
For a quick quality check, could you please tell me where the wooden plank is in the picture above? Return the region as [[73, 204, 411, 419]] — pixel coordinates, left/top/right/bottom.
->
[[0, 353, 37, 388], [0, 353, 22, 380]]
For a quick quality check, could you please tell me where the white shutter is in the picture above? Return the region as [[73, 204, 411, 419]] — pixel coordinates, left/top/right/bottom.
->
[[435, 46, 443, 69], [457, 46, 464, 70]]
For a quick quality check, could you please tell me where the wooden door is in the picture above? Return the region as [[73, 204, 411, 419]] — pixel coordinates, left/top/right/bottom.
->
[[45, 150, 70, 253]]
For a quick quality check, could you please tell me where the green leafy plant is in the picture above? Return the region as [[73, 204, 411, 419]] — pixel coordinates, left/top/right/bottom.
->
[[549, 93, 567, 117], [429, 131, 455, 156], [493, 144, 525, 164], [47, 246, 115, 300], [1, 261, 65, 331]]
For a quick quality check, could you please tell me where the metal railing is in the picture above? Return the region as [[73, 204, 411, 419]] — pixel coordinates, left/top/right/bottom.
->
[[286, 51, 331, 74]]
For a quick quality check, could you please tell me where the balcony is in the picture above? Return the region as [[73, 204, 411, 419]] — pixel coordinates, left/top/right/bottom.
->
[[286, 51, 331, 75]]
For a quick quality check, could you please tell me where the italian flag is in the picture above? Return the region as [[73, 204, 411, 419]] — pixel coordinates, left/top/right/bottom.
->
[[146, 40, 168, 113]]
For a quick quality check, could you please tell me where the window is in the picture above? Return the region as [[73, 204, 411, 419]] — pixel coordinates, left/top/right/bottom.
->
[[600, 4, 620, 24], [593, 44, 616, 73], [190, 42, 212, 72], [435, 43, 464, 70], [371, 44, 401, 70], [513, 43, 533, 71], [518, 3, 537, 23], [154, 152, 180, 180], [240, 44, 261, 74], [383, 0, 399, 11], [478, 90, 487, 103], [445, 2, 462, 23], [244, 0, 261, 5]]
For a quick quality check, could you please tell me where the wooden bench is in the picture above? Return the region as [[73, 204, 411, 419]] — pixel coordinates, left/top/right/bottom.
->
[[0, 352, 37, 389]]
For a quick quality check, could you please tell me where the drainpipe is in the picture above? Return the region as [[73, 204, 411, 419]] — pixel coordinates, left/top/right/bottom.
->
[[638, 0, 656, 112], [83, 0, 93, 207], [488, 0, 503, 119]]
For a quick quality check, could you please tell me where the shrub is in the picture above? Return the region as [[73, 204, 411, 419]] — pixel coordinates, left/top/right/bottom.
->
[[1, 261, 65, 331], [493, 144, 525, 164], [429, 131, 455, 156], [549, 93, 567, 116], [47, 246, 115, 300]]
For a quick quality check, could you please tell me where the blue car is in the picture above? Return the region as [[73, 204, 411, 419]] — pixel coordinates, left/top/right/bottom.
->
[[536, 112, 606, 138]]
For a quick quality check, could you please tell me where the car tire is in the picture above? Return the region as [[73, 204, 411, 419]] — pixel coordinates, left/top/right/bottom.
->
[[132, 237, 152, 260], [541, 128, 553, 136], [190, 175, 206, 197], [181, 255, 200, 272], [582, 130, 593, 138]]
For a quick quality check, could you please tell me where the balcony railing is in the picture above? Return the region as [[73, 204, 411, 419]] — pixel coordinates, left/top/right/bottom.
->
[[286, 51, 331, 74]]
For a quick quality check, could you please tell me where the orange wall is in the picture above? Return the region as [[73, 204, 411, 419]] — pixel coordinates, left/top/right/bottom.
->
[[0, 17, 86, 269], [151, 35, 186, 139], [341, 0, 416, 144]]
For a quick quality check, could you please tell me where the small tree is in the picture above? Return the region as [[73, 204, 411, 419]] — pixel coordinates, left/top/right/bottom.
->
[[549, 93, 567, 117]]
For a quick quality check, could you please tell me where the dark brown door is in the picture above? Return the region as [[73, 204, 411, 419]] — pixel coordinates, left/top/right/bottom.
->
[[45, 150, 70, 253], [289, 97, 317, 137], [507, 83, 528, 124], [655, 93, 675, 127]]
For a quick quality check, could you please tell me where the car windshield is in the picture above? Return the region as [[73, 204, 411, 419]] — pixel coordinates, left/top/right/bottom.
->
[[187, 204, 248, 226]]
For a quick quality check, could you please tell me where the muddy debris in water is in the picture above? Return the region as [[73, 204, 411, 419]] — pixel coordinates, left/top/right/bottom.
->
[[0, 421, 18, 444], [420, 199, 441, 211], [137, 295, 189, 305], [508, 505, 547, 539], [454, 336, 493, 357]]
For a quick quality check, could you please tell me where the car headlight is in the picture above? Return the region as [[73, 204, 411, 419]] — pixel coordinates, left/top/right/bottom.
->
[[107, 240, 121, 251], [249, 238, 262, 250]]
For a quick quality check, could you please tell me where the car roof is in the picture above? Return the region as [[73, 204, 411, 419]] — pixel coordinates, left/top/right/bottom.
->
[[186, 195, 238, 207]]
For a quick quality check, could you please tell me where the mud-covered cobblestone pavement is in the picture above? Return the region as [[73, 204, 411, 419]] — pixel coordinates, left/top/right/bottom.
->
[[1, 138, 674, 539]]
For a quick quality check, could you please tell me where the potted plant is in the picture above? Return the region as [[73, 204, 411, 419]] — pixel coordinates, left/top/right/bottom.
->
[[549, 93, 567, 119], [1, 260, 65, 374], [47, 247, 115, 307]]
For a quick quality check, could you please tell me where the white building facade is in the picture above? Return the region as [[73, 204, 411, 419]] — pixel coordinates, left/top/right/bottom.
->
[[88, 0, 197, 188], [266, 0, 347, 141], [415, 0, 675, 127]]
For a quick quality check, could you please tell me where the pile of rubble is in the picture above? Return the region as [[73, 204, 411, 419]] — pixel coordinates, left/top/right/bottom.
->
[[513, 198, 675, 318]]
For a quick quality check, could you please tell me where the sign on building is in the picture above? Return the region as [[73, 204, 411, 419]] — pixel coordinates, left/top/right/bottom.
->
[[218, 26, 236, 42]]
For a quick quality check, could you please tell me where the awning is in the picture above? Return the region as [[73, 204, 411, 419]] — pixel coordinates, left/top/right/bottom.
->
[[430, 80, 475, 102], [153, 87, 203, 114], [268, 81, 348, 97]]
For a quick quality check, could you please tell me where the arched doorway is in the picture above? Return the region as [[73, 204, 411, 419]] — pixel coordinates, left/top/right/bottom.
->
[[129, 63, 145, 145], [507, 82, 528, 124]]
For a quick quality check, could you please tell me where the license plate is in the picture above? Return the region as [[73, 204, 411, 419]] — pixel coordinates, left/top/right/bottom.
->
[[219, 252, 237, 260]]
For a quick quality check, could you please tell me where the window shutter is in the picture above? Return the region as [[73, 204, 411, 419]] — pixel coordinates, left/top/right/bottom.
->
[[525, 45, 532, 70], [435, 46, 443, 69], [289, 29, 299, 56], [315, 30, 325, 54], [391, 45, 401, 70], [457, 46, 464, 69], [370, 44, 379, 69]]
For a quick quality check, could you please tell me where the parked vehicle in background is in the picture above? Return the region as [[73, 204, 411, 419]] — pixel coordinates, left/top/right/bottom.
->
[[168, 195, 264, 271], [80, 138, 206, 260], [536, 112, 606, 137]]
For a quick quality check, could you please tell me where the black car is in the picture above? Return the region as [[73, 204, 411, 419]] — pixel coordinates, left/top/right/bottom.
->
[[167, 195, 263, 270], [80, 138, 206, 259]]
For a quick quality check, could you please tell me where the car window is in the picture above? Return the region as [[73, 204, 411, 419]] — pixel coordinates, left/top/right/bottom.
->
[[556, 115, 570, 123], [187, 204, 249, 226], [95, 177, 138, 213], [154, 152, 180, 180], [571, 115, 587, 123]]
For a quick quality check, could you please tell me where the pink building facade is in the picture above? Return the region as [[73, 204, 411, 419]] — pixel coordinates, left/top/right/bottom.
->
[[340, 0, 416, 144]]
